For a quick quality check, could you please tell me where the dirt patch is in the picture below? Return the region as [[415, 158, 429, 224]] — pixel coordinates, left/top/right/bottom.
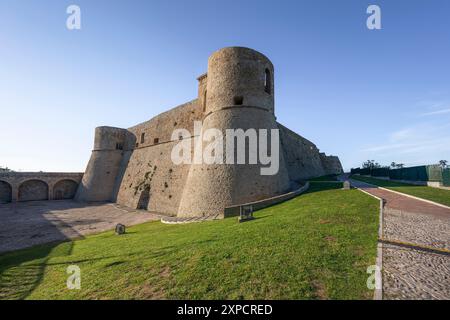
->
[[311, 279, 328, 300]]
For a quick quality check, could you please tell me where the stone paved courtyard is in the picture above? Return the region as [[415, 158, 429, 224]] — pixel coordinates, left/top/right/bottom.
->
[[0, 200, 162, 254], [349, 178, 450, 300]]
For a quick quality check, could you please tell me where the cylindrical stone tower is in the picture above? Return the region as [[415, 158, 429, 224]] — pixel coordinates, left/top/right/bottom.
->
[[177, 47, 291, 217], [75, 126, 128, 202]]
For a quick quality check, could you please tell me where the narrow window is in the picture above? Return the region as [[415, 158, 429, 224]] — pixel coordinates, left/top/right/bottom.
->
[[203, 90, 207, 112], [141, 132, 145, 144], [233, 96, 244, 105], [264, 68, 271, 94], [154, 138, 159, 144], [116, 143, 123, 150]]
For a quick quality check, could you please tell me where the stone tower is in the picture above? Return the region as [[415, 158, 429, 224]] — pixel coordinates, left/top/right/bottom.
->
[[177, 47, 291, 217], [75, 126, 129, 202]]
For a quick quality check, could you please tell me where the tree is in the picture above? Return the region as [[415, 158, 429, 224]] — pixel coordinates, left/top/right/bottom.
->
[[390, 162, 396, 169], [0, 166, 13, 172], [396, 163, 405, 169], [362, 160, 382, 169], [439, 160, 448, 169]]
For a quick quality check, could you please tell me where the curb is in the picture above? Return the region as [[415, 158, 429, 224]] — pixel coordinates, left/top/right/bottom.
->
[[352, 184, 384, 300]]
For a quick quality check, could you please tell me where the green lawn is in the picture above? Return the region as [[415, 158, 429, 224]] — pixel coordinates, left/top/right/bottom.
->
[[0, 182, 379, 300], [351, 175, 450, 207]]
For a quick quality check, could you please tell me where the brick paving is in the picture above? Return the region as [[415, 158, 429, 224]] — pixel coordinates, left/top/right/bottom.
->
[[349, 178, 450, 300]]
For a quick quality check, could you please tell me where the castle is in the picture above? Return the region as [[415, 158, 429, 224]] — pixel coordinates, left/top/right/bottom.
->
[[74, 47, 343, 218]]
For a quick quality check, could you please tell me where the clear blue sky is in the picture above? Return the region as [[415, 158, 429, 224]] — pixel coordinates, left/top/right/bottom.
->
[[1, 0, 449, 172]]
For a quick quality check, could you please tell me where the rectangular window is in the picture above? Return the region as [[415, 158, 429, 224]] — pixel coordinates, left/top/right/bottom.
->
[[154, 138, 159, 144], [141, 133, 145, 144]]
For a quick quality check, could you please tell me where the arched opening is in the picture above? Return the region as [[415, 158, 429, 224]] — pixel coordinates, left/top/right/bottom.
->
[[264, 68, 271, 94], [18, 180, 49, 202], [203, 90, 207, 112], [53, 179, 79, 200], [0, 180, 12, 203]]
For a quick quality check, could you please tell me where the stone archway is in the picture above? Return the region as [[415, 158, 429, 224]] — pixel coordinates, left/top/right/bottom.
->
[[18, 180, 49, 202], [0, 180, 12, 203], [53, 179, 78, 200]]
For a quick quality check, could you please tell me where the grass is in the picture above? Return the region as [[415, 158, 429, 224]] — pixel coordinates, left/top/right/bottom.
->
[[0, 182, 379, 300], [351, 175, 450, 207], [308, 174, 339, 182]]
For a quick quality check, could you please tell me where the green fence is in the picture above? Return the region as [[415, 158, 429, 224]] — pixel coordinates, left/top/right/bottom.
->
[[371, 167, 390, 177], [352, 165, 446, 183], [389, 165, 442, 182], [443, 169, 450, 187]]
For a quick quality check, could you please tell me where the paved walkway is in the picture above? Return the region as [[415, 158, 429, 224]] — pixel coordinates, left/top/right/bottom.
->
[[0, 200, 162, 254], [348, 177, 450, 300]]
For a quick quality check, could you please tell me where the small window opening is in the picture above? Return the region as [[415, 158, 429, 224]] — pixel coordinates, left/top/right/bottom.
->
[[115, 143, 123, 150], [203, 90, 207, 112], [154, 138, 159, 144], [141, 132, 145, 144], [233, 96, 244, 105], [264, 68, 271, 94]]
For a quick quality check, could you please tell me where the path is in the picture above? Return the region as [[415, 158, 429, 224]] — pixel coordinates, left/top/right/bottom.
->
[[346, 177, 450, 300]]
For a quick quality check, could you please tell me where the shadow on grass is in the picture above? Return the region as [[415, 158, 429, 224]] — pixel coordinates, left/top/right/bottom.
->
[[0, 201, 102, 300], [305, 182, 344, 194], [0, 241, 73, 300], [308, 174, 339, 182]]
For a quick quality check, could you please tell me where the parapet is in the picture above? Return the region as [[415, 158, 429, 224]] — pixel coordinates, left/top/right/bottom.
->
[[94, 126, 128, 151]]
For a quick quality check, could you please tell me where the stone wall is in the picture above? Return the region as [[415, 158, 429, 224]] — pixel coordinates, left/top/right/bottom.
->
[[320, 153, 343, 175], [115, 139, 192, 215], [279, 124, 326, 180], [0, 172, 83, 203], [127, 100, 203, 149]]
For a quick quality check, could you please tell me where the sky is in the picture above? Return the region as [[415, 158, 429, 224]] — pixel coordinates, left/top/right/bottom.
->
[[0, 0, 449, 172]]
